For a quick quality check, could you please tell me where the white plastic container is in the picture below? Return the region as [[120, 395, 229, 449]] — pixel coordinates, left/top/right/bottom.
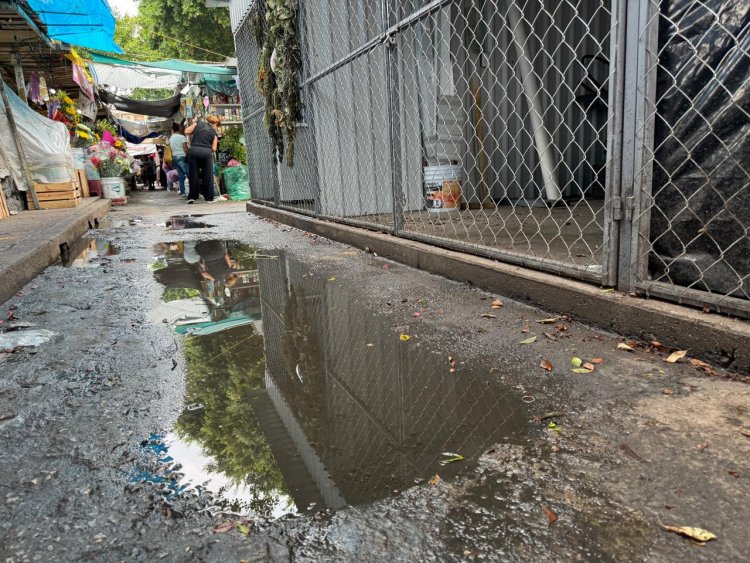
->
[[101, 177, 127, 205]]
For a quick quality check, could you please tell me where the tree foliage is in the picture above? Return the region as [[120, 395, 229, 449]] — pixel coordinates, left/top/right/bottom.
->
[[114, 0, 234, 62], [173, 326, 290, 516]]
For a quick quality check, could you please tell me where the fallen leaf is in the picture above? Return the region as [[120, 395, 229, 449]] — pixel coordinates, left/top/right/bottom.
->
[[537, 317, 560, 324], [212, 521, 236, 534], [413, 312, 422, 318], [619, 443, 646, 463], [571, 357, 583, 367], [541, 505, 558, 525], [236, 524, 251, 535], [555, 323, 568, 332], [519, 336, 537, 345], [428, 474, 441, 486], [591, 358, 604, 364], [617, 343, 634, 351], [662, 388, 674, 395], [601, 287, 615, 293], [661, 525, 716, 543], [539, 359, 553, 372], [521, 327, 530, 333], [728, 470, 740, 478], [491, 299, 504, 309], [582, 362, 595, 371], [696, 443, 708, 450], [543, 332, 558, 341], [572, 368, 593, 374], [480, 313, 497, 319], [328, 276, 336, 281], [399, 334, 410, 342], [740, 429, 750, 438], [666, 350, 688, 363]]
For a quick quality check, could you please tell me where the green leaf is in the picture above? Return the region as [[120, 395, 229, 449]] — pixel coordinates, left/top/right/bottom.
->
[[572, 368, 593, 373]]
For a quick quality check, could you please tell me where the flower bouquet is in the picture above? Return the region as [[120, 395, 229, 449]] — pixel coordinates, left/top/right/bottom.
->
[[88, 141, 132, 178]]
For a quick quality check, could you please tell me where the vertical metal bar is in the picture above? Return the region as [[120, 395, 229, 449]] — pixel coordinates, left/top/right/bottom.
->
[[1, 81, 39, 209], [617, 0, 658, 292], [383, 0, 404, 233], [601, 0, 627, 286]]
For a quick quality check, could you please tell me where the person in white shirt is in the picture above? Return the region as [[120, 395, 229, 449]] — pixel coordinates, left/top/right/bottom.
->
[[169, 122, 189, 197]]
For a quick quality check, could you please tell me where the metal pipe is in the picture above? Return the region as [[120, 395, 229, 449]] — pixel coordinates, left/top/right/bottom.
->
[[505, 1, 562, 202]]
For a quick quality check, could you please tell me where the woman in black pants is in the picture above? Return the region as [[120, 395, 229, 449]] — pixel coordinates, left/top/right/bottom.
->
[[184, 115, 220, 203]]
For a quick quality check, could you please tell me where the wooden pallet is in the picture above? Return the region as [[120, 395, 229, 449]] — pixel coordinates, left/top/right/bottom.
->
[[73, 169, 90, 198], [26, 181, 81, 210], [0, 185, 9, 219]]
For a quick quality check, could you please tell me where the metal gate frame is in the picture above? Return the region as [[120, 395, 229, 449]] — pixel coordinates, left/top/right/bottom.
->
[[234, 0, 749, 317]]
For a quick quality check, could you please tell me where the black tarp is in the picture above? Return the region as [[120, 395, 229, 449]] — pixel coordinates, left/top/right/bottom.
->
[[649, 0, 750, 299], [98, 90, 181, 118]]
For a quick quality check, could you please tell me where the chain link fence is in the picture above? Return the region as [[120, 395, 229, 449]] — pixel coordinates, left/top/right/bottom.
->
[[233, 0, 749, 317]]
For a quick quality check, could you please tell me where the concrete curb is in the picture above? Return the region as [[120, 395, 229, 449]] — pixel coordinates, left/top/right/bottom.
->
[[0, 198, 111, 306], [247, 202, 750, 372]]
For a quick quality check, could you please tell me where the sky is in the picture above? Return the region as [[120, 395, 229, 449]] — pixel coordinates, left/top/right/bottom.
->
[[108, 0, 139, 17]]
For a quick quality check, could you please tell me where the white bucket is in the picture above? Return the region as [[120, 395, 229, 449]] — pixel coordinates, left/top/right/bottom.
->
[[101, 177, 127, 205], [423, 164, 463, 189]]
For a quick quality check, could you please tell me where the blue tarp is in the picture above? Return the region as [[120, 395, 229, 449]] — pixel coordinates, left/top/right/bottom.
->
[[26, 0, 123, 54]]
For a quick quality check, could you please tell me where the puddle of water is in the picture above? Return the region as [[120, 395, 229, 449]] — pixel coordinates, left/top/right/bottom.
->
[[151, 240, 526, 518], [98, 216, 142, 228], [165, 215, 214, 230], [62, 237, 119, 267]]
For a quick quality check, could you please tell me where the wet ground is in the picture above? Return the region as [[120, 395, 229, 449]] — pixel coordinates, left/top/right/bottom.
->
[[1, 191, 749, 561]]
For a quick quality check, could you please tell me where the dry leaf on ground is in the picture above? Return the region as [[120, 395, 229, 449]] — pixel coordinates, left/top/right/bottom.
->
[[428, 474, 441, 486], [540, 359, 553, 372], [480, 313, 496, 319], [591, 358, 604, 364], [582, 362, 595, 371], [661, 525, 716, 544], [519, 336, 537, 345], [666, 350, 688, 363], [617, 343, 634, 351], [572, 368, 593, 374], [491, 299, 504, 309], [541, 505, 558, 525]]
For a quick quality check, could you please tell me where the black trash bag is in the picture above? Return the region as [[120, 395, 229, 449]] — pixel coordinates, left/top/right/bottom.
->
[[649, 0, 750, 299]]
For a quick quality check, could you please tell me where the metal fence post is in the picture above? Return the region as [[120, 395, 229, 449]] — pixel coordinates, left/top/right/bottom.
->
[[617, 0, 658, 292], [383, 2, 403, 234]]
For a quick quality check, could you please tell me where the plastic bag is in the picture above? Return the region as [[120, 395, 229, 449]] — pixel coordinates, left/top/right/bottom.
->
[[222, 166, 250, 201]]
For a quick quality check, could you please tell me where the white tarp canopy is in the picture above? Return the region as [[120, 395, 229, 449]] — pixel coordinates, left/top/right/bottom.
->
[[126, 142, 159, 157], [0, 82, 73, 191], [91, 63, 181, 91]]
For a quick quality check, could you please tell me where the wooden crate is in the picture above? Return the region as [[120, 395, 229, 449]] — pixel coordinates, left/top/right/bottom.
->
[[26, 181, 81, 210], [73, 169, 90, 198]]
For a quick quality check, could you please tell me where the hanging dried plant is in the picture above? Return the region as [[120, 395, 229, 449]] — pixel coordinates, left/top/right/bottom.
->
[[253, 0, 303, 166]]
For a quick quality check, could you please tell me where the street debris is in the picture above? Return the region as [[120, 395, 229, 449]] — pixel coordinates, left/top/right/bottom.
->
[[399, 334, 410, 342], [0, 328, 57, 352], [661, 525, 716, 545], [572, 368, 593, 374], [480, 313, 496, 319], [571, 357, 583, 367], [439, 452, 465, 466], [539, 359, 553, 372], [519, 336, 537, 345], [619, 443, 646, 463], [521, 395, 535, 403], [211, 519, 254, 535], [428, 474, 441, 486], [490, 299, 503, 309], [617, 343, 634, 351], [666, 350, 688, 363], [537, 317, 560, 324], [541, 505, 558, 525]]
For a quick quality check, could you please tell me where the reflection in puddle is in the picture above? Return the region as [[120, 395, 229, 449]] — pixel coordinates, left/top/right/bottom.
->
[[165, 215, 214, 230], [62, 237, 119, 267], [152, 240, 525, 518]]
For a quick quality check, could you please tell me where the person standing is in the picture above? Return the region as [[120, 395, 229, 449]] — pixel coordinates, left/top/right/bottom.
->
[[169, 122, 190, 197], [184, 115, 220, 204]]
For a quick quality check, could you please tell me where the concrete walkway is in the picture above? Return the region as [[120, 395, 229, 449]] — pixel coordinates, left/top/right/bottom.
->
[[0, 197, 110, 305]]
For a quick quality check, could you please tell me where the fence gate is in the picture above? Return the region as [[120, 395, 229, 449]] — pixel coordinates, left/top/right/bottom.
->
[[232, 0, 749, 318]]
